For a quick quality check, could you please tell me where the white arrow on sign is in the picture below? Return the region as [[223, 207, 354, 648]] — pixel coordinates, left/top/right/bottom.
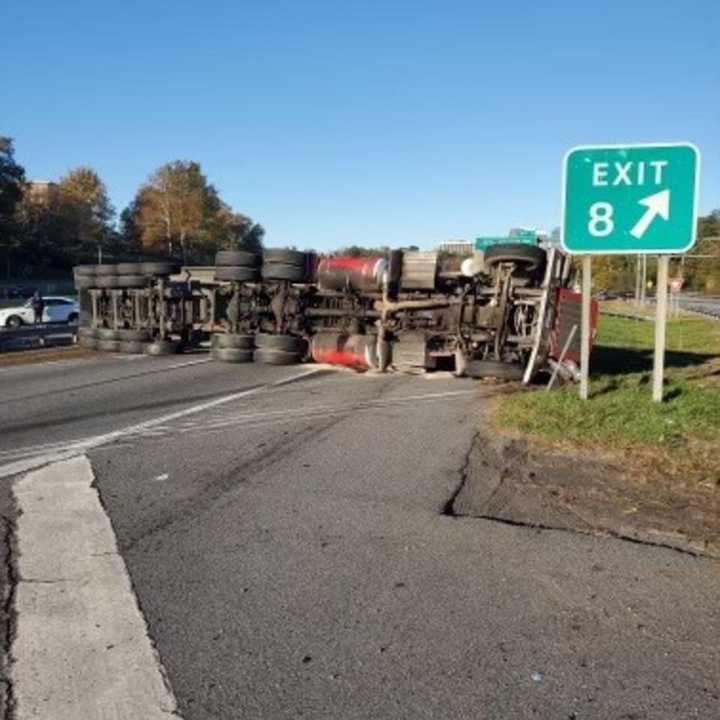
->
[[630, 189, 670, 239]]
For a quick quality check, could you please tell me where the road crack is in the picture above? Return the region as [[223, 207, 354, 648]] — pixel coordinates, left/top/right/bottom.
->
[[442, 428, 482, 517], [0, 515, 18, 720]]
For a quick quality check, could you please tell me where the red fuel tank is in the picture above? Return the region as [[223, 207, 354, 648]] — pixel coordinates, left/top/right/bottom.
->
[[316, 256, 387, 292], [310, 333, 378, 370]]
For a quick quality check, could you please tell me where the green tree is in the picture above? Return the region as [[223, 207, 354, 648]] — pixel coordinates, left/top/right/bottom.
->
[[122, 161, 263, 263], [130, 161, 221, 260], [57, 166, 115, 260], [0, 137, 26, 277], [685, 210, 720, 292]]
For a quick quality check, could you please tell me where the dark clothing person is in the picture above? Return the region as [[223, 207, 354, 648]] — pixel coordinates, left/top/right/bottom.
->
[[31, 291, 44, 324]]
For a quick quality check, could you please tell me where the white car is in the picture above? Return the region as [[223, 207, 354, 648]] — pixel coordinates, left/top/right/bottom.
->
[[0, 296, 79, 328]]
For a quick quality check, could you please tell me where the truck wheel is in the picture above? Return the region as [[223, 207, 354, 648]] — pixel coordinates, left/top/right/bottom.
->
[[79, 336, 99, 349], [74, 276, 96, 290], [254, 348, 302, 365], [484, 244, 546, 274], [140, 261, 182, 276], [211, 347, 254, 363], [97, 339, 122, 352], [262, 249, 306, 266], [115, 275, 147, 288], [465, 359, 524, 381], [5, 315, 23, 329], [73, 265, 97, 277], [261, 262, 306, 282], [118, 340, 147, 354], [215, 250, 260, 267], [94, 276, 118, 288], [116, 328, 150, 342], [255, 333, 303, 352], [214, 266, 260, 282], [115, 263, 144, 275], [145, 340, 179, 356], [94, 264, 119, 276], [212, 333, 255, 349]]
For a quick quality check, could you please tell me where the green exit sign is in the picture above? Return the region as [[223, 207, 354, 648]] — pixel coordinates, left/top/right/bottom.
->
[[561, 143, 700, 254]]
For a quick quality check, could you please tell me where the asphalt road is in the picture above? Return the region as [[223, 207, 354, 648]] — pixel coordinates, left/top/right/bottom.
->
[[1, 350, 719, 719], [673, 292, 720, 318]]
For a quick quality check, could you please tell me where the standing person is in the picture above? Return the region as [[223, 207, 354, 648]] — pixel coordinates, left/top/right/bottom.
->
[[31, 290, 44, 324]]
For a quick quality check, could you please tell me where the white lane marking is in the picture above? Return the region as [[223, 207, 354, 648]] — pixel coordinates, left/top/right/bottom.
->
[[152, 473, 169, 482], [154, 357, 212, 371], [136, 388, 479, 440], [0, 366, 331, 479], [12, 455, 183, 719]]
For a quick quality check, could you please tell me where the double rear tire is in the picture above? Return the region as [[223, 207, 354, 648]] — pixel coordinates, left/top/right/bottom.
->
[[262, 249, 311, 283], [214, 251, 261, 283], [209, 332, 305, 365], [255, 333, 304, 365], [211, 333, 255, 363], [73, 261, 181, 291]]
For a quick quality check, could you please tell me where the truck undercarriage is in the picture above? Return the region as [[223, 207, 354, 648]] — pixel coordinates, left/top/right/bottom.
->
[[74, 243, 577, 382]]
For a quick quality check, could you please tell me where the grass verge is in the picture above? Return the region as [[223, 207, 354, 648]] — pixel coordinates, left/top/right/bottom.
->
[[494, 304, 720, 487]]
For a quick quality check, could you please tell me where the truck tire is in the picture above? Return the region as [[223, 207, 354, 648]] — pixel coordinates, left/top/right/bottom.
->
[[97, 328, 120, 340], [262, 249, 306, 266], [95, 276, 119, 288], [118, 340, 147, 354], [215, 250, 260, 267], [79, 336, 99, 349], [115, 275, 147, 288], [145, 340, 179, 355], [484, 244, 546, 274], [214, 266, 260, 282], [261, 262, 306, 282], [254, 348, 302, 365], [74, 276, 96, 290], [74, 265, 97, 277], [255, 333, 303, 352], [140, 261, 182, 276], [212, 333, 255, 349], [94, 264, 119, 276], [116, 263, 144, 275], [116, 328, 150, 342], [97, 339, 122, 352], [465, 359, 524, 381], [78, 326, 100, 339], [211, 347, 254, 363]]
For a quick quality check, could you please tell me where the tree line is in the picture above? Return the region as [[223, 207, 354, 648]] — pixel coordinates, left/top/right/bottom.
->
[[0, 136, 264, 279], [2, 134, 718, 289], [588, 210, 720, 293]]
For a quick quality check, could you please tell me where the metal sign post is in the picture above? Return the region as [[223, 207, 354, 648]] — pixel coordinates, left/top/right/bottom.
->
[[580, 256, 591, 400], [653, 256, 670, 401]]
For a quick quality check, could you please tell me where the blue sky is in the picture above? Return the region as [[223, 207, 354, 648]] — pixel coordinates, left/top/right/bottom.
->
[[5, 0, 719, 250]]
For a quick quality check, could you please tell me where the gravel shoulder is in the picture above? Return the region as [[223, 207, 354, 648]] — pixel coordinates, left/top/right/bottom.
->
[[454, 416, 720, 557]]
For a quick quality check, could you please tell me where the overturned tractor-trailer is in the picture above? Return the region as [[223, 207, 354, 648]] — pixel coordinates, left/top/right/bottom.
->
[[74, 242, 587, 383]]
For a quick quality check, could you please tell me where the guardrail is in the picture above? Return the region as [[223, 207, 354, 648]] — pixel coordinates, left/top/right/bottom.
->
[[0, 323, 78, 352]]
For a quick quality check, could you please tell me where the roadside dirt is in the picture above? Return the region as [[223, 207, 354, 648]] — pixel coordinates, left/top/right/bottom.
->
[[452, 419, 720, 558], [0, 345, 98, 368]]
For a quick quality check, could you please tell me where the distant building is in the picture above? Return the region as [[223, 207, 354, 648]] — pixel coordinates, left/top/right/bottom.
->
[[437, 240, 473, 256], [25, 180, 59, 204]]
